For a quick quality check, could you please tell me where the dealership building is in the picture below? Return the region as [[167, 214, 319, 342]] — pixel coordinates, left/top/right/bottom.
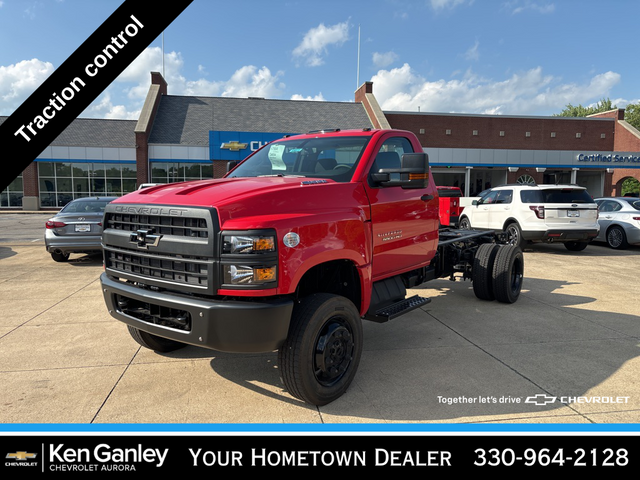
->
[[3, 72, 639, 210]]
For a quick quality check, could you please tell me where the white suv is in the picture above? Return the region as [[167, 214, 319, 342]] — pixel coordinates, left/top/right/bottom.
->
[[458, 184, 600, 251]]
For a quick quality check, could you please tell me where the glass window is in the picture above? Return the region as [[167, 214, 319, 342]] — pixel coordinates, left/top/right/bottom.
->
[[56, 162, 71, 177], [228, 136, 370, 182], [479, 190, 499, 204], [72, 163, 90, 177], [38, 162, 55, 176], [521, 188, 594, 204], [495, 190, 513, 204]]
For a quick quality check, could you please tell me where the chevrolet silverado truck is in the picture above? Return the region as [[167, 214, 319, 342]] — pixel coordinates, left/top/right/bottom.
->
[[100, 128, 524, 405]]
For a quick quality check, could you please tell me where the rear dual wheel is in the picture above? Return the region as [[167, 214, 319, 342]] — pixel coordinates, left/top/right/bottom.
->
[[472, 243, 524, 304]]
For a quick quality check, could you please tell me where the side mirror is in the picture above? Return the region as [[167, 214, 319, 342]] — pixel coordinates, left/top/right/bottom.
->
[[226, 160, 239, 173], [472, 200, 478, 205], [372, 153, 430, 189]]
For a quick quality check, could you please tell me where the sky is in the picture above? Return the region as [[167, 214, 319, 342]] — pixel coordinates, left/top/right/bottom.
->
[[1, 0, 639, 121]]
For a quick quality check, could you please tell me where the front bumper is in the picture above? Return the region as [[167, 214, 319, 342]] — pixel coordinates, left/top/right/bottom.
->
[[101, 273, 293, 353]]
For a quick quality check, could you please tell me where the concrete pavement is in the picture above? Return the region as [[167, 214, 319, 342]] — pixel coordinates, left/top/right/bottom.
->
[[0, 214, 639, 428]]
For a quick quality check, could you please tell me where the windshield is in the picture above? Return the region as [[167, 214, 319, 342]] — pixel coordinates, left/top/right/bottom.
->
[[228, 136, 370, 182]]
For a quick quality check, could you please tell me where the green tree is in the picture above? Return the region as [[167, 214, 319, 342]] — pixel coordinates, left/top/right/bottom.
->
[[622, 177, 640, 196], [554, 98, 616, 118], [624, 102, 640, 130]]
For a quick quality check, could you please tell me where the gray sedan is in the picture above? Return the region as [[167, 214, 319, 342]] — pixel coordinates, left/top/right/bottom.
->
[[44, 196, 116, 262], [594, 197, 640, 249]]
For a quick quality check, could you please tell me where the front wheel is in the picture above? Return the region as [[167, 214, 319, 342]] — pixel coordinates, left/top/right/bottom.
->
[[278, 293, 363, 406], [459, 217, 471, 230], [127, 326, 186, 353]]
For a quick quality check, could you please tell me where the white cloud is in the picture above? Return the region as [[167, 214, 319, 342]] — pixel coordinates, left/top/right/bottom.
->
[[463, 40, 480, 61], [76, 47, 286, 118], [430, 0, 473, 10], [506, 1, 555, 15], [292, 21, 350, 67], [370, 63, 621, 115], [291, 93, 326, 101], [0, 58, 54, 114], [372, 51, 399, 68]]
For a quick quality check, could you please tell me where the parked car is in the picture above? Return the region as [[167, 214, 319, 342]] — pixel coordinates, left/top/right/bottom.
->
[[436, 186, 463, 227], [44, 196, 116, 262], [593, 197, 640, 249], [458, 184, 600, 251]]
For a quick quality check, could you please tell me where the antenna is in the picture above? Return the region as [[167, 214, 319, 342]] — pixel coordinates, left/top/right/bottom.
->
[[356, 24, 361, 89], [162, 32, 165, 78]]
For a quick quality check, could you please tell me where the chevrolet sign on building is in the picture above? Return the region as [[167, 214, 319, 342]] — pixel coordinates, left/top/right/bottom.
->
[[210, 131, 295, 161]]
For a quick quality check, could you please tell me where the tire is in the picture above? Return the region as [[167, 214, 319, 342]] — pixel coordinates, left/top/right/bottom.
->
[[127, 325, 186, 353], [51, 251, 70, 262], [491, 245, 524, 304], [459, 217, 471, 230], [472, 243, 499, 301], [564, 241, 588, 252], [606, 226, 628, 249], [278, 293, 363, 406], [504, 222, 523, 249]]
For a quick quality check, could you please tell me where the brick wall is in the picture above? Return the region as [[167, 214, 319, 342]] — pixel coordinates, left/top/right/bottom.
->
[[386, 112, 616, 151]]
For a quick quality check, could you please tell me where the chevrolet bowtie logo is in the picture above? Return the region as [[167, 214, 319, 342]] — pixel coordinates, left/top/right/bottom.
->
[[525, 394, 557, 406], [129, 228, 162, 249], [7, 451, 37, 460], [221, 141, 248, 151]]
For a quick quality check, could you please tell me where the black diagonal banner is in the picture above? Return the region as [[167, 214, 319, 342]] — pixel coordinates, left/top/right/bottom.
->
[[0, 0, 193, 193]]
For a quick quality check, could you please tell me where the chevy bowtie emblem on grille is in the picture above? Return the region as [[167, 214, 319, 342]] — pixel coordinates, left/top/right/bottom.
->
[[130, 228, 162, 249], [221, 141, 248, 151]]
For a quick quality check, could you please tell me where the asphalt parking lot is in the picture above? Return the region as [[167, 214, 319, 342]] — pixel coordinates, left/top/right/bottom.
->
[[0, 212, 639, 428]]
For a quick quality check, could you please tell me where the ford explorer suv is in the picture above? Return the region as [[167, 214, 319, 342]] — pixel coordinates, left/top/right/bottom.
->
[[458, 184, 599, 251]]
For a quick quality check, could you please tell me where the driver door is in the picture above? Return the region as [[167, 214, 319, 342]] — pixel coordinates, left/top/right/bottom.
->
[[364, 135, 438, 280]]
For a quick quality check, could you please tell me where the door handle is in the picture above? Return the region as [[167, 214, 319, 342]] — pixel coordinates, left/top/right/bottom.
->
[[421, 194, 434, 201]]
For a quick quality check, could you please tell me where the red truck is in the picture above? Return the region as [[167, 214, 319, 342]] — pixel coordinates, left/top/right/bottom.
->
[[100, 128, 524, 405], [437, 185, 463, 228]]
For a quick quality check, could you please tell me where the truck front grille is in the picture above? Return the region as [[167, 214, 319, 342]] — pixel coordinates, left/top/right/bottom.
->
[[107, 213, 208, 238], [102, 205, 219, 295], [106, 248, 209, 288]]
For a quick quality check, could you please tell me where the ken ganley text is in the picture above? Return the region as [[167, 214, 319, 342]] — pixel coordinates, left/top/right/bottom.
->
[[13, 15, 144, 143]]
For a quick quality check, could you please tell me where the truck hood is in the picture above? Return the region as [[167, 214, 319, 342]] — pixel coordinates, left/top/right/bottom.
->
[[113, 177, 369, 228]]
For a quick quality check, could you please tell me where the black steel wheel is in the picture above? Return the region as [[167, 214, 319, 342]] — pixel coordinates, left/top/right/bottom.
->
[[491, 245, 524, 304], [127, 326, 186, 353], [472, 243, 499, 301], [278, 293, 362, 406], [459, 217, 471, 230]]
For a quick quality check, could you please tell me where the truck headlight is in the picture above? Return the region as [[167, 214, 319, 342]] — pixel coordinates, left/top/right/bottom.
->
[[224, 265, 277, 285], [223, 235, 276, 254]]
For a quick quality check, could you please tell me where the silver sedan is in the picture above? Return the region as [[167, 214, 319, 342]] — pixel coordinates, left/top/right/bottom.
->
[[594, 197, 640, 249], [44, 196, 116, 262]]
